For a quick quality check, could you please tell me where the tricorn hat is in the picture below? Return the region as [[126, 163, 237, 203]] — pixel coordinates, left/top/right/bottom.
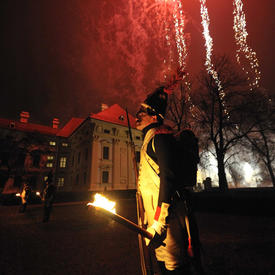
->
[[140, 86, 168, 120]]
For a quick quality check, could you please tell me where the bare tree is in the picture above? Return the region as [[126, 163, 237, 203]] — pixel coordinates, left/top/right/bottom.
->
[[192, 55, 251, 191], [166, 82, 192, 131], [0, 132, 53, 190], [237, 89, 275, 187]]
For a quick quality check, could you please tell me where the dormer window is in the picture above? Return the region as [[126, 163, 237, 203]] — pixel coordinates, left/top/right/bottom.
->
[[118, 115, 124, 121], [9, 121, 15, 128]]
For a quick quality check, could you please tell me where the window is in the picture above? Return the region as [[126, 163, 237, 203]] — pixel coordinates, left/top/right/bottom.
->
[[62, 142, 68, 147], [85, 148, 88, 160], [9, 122, 15, 128], [103, 146, 109, 160], [102, 171, 109, 183], [32, 153, 40, 167], [104, 129, 110, 134], [78, 152, 81, 164], [135, 136, 141, 140], [135, 151, 140, 163], [46, 163, 53, 168], [47, 156, 54, 160], [60, 157, 67, 168], [49, 141, 56, 146], [118, 115, 124, 121], [83, 172, 87, 185], [57, 178, 64, 188]]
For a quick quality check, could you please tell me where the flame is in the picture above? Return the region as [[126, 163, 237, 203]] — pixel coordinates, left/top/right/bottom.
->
[[87, 193, 116, 214]]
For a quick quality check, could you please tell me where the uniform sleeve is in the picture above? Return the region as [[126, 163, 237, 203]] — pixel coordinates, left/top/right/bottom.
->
[[153, 134, 177, 206]]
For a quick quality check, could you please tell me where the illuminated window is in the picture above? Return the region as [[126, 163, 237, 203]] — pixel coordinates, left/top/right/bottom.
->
[[49, 141, 56, 146], [103, 146, 109, 160], [60, 157, 67, 168], [102, 171, 109, 183], [47, 156, 54, 160], [62, 142, 68, 147], [46, 163, 53, 168], [57, 178, 64, 187]]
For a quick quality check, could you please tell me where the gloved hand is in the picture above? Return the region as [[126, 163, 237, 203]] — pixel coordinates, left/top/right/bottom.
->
[[145, 220, 167, 248], [145, 202, 170, 248]]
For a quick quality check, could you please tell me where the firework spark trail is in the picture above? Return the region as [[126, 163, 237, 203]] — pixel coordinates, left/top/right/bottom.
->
[[172, 0, 188, 68], [233, 0, 261, 89], [199, 0, 229, 117], [161, 0, 193, 118]]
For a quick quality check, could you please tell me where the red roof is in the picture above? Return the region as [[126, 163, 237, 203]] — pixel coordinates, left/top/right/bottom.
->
[[57, 117, 85, 137], [0, 118, 59, 136], [0, 105, 136, 138], [91, 104, 136, 128]]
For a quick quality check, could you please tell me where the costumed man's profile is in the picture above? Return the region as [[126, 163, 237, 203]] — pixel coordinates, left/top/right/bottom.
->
[[135, 82, 204, 274]]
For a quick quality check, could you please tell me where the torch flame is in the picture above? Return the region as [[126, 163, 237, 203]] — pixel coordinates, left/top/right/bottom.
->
[[87, 193, 116, 214]]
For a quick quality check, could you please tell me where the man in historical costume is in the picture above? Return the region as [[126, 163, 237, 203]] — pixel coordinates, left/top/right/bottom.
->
[[136, 87, 203, 274]]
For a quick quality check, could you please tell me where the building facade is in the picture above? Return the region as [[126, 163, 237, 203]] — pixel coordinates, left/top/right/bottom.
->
[[0, 105, 142, 193]]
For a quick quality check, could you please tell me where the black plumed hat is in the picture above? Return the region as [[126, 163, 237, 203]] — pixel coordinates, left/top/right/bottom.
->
[[141, 86, 168, 119]]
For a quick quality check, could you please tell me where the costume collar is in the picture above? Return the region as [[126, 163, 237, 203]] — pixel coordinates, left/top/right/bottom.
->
[[142, 122, 162, 136]]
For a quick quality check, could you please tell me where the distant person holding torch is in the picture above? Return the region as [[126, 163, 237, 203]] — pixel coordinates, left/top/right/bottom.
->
[[135, 86, 203, 274]]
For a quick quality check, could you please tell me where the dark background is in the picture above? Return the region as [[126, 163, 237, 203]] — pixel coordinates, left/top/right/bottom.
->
[[1, 0, 274, 126], [1, 190, 275, 274]]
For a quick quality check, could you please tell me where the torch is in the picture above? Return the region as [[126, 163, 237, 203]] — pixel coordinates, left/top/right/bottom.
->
[[87, 193, 165, 246]]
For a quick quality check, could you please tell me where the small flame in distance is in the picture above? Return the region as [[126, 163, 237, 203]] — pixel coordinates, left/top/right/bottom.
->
[[87, 193, 116, 214]]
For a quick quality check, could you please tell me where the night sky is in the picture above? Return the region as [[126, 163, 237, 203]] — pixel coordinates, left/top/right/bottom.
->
[[1, 0, 274, 127]]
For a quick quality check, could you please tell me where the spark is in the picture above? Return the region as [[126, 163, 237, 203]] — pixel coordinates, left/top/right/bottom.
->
[[233, 0, 261, 90], [172, 0, 188, 68], [199, 0, 229, 117]]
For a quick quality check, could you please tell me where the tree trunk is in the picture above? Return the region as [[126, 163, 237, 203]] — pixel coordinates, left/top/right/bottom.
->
[[266, 161, 275, 188], [217, 153, 228, 191]]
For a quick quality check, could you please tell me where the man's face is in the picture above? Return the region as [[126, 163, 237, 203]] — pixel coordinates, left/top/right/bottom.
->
[[135, 108, 156, 130]]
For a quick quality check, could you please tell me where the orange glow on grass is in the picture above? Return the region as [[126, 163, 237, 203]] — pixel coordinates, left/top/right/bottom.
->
[[87, 193, 116, 214]]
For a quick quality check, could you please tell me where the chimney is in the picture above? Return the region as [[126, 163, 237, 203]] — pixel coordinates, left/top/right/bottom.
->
[[52, 118, 60, 129], [101, 103, 109, 111], [20, 111, 30, 123]]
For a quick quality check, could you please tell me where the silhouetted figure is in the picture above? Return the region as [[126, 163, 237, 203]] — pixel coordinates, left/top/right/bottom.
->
[[19, 180, 31, 213], [42, 171, 56, 222], [203, 177, 212, 190]]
